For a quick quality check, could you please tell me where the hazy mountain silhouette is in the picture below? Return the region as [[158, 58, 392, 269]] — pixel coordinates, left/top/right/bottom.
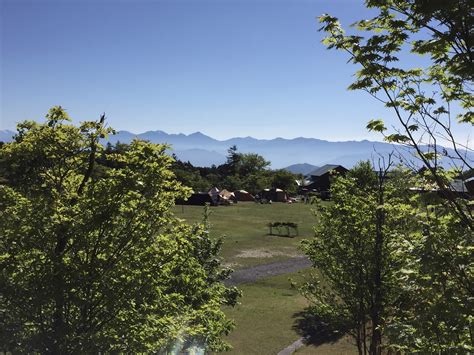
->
[[108, 130, 406, 168], [284, 163, 319, 175], [2, 129, 468, 169], [0, 130, 15, 143], [173, 149, 226, 167]]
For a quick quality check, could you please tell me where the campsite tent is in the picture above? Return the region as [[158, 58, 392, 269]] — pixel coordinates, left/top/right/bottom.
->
[[208, 187, 220, 204], [179, 192, 216, 206], [219, 189, 236, 203], [234, 190, 255, 202], [274, 188, 288, 202], [259, 188, 288, 202]]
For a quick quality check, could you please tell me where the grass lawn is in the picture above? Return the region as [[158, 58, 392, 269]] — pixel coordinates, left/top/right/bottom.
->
[[294, 340, 358, 355], [221, 270, 310, 354], [174, 201, 355, 354], [220, 270, 358, 355], [173, 202, 317, 269]]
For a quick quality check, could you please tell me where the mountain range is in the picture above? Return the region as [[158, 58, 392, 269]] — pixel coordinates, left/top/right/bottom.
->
[[107, 130, 418, 169], [283, 163, 319, 175], [1, 129, 465, 170], [0, 130, 14, 143]]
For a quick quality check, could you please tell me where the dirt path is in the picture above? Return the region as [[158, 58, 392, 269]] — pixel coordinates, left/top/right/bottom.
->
[[224, 256, 312, 286], [277, 337, 305, 355]]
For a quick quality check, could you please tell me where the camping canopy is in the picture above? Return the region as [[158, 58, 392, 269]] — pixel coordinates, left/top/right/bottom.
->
[[219, 189, 236, 200], [179, 192, 216, 206], [259, 188, 288, 202], [234, 190, 255, 202], [208, 187, 220, 204]]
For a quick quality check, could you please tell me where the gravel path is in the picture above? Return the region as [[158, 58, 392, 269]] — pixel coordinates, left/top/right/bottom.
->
[[224, 256, 312, 286], [277, 337, 306, 355]]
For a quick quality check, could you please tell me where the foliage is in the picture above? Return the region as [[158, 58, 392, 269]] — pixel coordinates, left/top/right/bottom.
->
[[271, 169, 299, 195], [267, 222, 299, 237], [171, 156, 212, 192], [0, 107, 238, 352], [301, 162, 418, 354], [317, 1, 473, 352], [319, 0, 473, 227], [167, 145, 298, 195], [385, 195, 474, 352]]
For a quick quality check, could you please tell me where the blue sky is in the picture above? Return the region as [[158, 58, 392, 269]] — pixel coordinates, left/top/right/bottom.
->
[[0, 0, 469, 142]]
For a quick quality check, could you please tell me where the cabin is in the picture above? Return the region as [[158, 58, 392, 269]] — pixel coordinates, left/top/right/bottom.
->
[[465, 177, 474, 195], [303, 164, 348, 192]]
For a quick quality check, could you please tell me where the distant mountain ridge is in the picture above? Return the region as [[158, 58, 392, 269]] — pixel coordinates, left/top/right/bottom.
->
[[2, 129, 469, 169], [283, 163, 319, 175], [107, 130, 401, 168], [0, 130, 15, 143]]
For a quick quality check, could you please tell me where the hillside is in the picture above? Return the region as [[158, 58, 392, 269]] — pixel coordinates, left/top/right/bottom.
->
[[283, 163, 319, 175], [0, 130, 15, 143]]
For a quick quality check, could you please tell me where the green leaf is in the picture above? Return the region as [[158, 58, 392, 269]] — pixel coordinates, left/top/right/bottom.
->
[[384, 134, 410, 143], [366, 119, 387, 132]]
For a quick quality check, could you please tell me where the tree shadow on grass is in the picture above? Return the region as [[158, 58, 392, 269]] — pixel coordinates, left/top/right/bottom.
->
[[292, 307, 351, 346], [268, 233, 297, 239]]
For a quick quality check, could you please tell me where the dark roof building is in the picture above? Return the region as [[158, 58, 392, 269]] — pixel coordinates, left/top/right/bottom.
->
[[409, 178, 473, 200], [306, 164, 347, 178], [465, 177, 474, 195], [302, 164, 348, 192]]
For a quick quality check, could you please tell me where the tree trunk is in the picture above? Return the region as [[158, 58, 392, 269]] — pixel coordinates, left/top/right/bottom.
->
[[356, 327, 363, 355], [370, 170, 384, 355], [49, 227, 69, 354]]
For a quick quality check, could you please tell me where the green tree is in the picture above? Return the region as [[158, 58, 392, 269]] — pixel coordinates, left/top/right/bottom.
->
[[224, 145, 241, 176], [271, 169, 298, 195], [170, 155, 211, 192], [319, 0, 472, 227], [385, 200, 474, 352], [317, 1, 473, 351], [301, 161, 417, 354], [240, 171, 272, 196], [222, 174, 244, 193], [219, 146, 271, 194], [238, 153, 271, 176], [0, 107, 238, 353]]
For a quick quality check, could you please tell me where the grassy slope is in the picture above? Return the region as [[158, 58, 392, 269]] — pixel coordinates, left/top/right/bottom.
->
[[222, 270, 309, 355], [295, 340, 358, 355], [173, 202, 316, 269], [174, 202, 358, 354], [221, 270, 357, 355]]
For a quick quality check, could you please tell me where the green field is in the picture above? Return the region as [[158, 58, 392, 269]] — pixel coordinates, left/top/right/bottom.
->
[[173, 202, 316, 269], [174, 202, 357, 354], [223, 270, 309, 354]]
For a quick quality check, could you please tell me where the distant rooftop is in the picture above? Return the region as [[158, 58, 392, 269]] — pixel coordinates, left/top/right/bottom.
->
[[307, 164, 346, 177]]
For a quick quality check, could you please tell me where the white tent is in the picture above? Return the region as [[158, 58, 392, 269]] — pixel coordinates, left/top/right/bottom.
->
[[208, 187, 220, 204]]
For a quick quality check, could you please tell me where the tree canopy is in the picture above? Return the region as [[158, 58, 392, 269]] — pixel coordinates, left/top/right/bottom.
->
[[302, 1, 473, 352], [320, 0, 472, 228], [302, 162, 417, 354], [170, 145, 299, 195], [0, 107, 238, 352]]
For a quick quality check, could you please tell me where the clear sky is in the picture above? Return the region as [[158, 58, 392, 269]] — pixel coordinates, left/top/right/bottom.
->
[[0, 0, 469, 143]]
